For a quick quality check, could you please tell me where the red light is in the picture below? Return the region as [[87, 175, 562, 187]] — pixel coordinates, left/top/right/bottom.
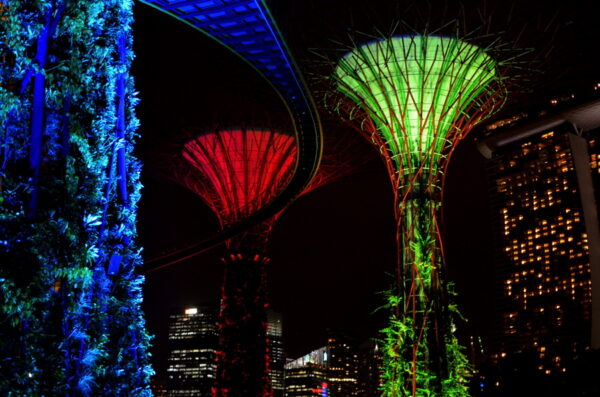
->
[[183, 129, 296, 226]]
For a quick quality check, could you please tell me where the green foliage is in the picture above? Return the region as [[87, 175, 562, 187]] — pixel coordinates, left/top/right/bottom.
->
[[378, 201, 472, 397], [0, 0, 152, 394], [379, 288, 472, 397]]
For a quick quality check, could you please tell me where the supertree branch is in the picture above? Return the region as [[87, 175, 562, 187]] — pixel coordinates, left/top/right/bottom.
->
[[167, 126, 360, 256], [328, 34, 511, 397]]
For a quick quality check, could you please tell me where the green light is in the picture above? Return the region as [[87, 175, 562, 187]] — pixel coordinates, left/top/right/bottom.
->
[[335, 35, 497, 189]]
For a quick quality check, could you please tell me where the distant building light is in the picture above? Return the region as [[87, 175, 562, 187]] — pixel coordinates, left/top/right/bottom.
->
[[185, 308, 198, 315]]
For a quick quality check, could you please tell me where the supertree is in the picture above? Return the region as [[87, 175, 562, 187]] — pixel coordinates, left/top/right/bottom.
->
[[329, 34, 510, 396], [173, 126, 354, 397]]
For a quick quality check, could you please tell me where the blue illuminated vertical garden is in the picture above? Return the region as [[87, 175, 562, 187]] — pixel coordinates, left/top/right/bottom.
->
[[0, 0, 152, 395]]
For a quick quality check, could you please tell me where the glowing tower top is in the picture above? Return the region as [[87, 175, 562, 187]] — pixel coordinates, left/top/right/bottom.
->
[[335, 35, 501, 194]]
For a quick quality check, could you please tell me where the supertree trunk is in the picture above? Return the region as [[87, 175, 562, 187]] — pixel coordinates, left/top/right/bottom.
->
[[213, 253, 272, 397], [388, 195, 448, 395]]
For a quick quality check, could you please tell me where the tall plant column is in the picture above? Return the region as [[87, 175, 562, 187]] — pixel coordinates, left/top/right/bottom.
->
[[388, 196, 449, 396], [0, 1, 152, 395]]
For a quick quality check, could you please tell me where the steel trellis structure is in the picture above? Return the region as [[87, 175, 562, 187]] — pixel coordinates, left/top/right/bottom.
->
[[331, 35, 508, 396]]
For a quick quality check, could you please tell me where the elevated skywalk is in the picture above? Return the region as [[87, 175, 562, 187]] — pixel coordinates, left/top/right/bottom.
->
[[139, 0, 322, 270]]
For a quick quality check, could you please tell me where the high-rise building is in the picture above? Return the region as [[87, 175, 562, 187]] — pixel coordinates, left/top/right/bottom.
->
[[326, 333, 359, 396], [268, 310, 286, 397], [357, 340, 382, 397], [166, 306, 219, 396], [284, 334, 359, 397], [284, 364, 329, 397], [285, 348, 329, 397], [165, 305, 285, 396], [587, 128, 600, 212], [478, 100, 600, 393]]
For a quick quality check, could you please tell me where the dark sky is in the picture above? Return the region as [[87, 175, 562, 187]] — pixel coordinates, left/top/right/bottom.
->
[[132, 0, 600, 380]]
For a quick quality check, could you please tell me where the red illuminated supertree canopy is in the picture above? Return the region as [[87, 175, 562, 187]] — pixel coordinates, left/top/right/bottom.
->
[[174, 126, 354, 397], [182, 128, 297, 254]]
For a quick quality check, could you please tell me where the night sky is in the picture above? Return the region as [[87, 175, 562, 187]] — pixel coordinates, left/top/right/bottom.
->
[[132, 0, 600, 381]]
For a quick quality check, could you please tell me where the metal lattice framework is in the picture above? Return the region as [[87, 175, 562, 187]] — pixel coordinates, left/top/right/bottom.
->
[[331, 35, 508, 396], [139, 0, 322, 266]]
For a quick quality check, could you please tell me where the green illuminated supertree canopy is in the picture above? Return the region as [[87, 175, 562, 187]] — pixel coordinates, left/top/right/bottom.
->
[[331, 34, 509, 396]]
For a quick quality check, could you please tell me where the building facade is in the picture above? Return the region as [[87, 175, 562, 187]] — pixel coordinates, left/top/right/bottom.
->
[[166, 306, 219, 396], [285, 348, 329, 397], [478, 100, 600, 394], [326, 333, 359, 396], [356, 340, 382, 397], [284, 333, 359, 397], [165, 306, 285, 396], [268, 310, 286, 397]]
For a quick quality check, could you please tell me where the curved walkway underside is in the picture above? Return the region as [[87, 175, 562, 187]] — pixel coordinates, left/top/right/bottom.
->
[[139, 0, 323, 271]]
